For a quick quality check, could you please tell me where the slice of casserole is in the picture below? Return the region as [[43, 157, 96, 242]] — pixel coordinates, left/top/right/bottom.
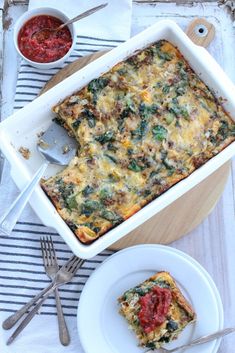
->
[[118, 271, 196, 349], [41, 40, 235, 244]]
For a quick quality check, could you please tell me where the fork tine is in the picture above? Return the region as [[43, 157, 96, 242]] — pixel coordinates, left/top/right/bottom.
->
[[41, 237, 48, 267], [43, 237, 50, 267], [46, 236, 53, 266], [40, 237, 47, 268], [49, 236, 58, 266], [63, 255, 77, 270], [69, 258, 84, 275]]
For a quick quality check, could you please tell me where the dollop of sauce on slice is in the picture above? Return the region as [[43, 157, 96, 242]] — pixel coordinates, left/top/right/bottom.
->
[[138, 286, 172, 333], [18, 15, 72, 63]]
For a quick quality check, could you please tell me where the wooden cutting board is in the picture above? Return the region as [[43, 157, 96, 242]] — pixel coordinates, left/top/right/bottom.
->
[[40, 19, 230, 249]]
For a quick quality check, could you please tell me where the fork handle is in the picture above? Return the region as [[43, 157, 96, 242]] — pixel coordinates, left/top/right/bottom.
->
[[2, 280, 54, 330], [168, 328, 235, 352], [145, 327, 235, 353], [54, 288, 70, 346], [6, 286, 56, 345], [0, 161, 49, 236]]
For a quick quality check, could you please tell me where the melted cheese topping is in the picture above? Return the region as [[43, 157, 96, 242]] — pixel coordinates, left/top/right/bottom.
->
[[41, 40, 235, 244]]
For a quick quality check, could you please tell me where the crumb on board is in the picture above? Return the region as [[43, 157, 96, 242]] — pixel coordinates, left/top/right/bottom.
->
[[37, 139, 50, 149], [37, 131, 44, 138], [62, 144, 71, 154], [18, 146, 31, 160]]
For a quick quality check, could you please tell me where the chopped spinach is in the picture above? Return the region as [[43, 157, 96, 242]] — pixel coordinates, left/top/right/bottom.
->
[[133, 287, 148, 296], [82, 109, 96, 128], [104, 153, 117, 164], [66, 195, 78, 211], [217, 120, 230, 141], [93, 226, 101, 233], [152, 279, 170, 289], [120, 108, 132, 119], [56, 180, 77, 210], [108, 173, 119, 183], [80, 200, 101, 216], [126, 55, 140, 69], [88, 77, 109, 104], [145, 342, 156, 350], [99, 188, 113, 202], [162, 84, 171, 94], [150, 42, 173, 62], [88, 77, 109, 94], [149, 170, 159, 179], [177, 61, 188, 81], [118, 100, 136, 132], [107, 142, 118, 152], [141, 189, 152, 197], [159, 336, 170, 343], [139, 103, 158, 119], [128, 157, 150, 172], [168, 99, 189, 120], [53, 116, 65, 127], [175, 83, 187, 96], [154, 81, 162, 88], [149, 168, 163, 184], [82, 222, 101, 234], [167, 167, 175, 176], [160, 152, 176, 176], [57, 180, 74, 201], [117, 68, 127, 75], [156, 50, 173, 62], [100, 209, 122, 223], [131, 120, 148, 140], [230, 124, 235, 136], [152, 125, 168, 141], [95, 130, 114, 144], [82, 185, 95, 197], [128, 159, 144, 172], [72, 119, 81, 129], [127, 148, 134, 156], [133, 318, 140, 326], [175, 119, 181, 128], [125, 96, 136, 113]]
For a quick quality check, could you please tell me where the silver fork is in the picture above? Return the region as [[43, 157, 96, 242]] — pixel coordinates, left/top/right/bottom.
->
[[5, 255, 84, 345], [145, 328, 235, 353], [40, 236, 70, 346]]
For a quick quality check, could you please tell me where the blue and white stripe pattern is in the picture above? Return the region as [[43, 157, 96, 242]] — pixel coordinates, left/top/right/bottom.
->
[[0, 35, 121, 318], [0, 221, 115, 317]]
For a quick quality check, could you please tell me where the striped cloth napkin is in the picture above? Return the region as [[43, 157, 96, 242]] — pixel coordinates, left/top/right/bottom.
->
[[0, 1, 132, 352]]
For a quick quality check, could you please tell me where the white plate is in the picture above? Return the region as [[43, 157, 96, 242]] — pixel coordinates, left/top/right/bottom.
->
[[77, 245, 223, 353]]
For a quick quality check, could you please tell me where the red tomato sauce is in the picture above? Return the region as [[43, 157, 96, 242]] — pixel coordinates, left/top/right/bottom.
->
[[18, 15, 72, 63], [138, 286, 172, 333]]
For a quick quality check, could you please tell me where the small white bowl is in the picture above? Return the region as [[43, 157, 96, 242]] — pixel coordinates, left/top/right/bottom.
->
[[14, 7, 76, 70]]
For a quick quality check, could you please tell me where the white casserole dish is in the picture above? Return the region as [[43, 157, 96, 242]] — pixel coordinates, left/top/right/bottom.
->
[[0, 20, 234, 259]]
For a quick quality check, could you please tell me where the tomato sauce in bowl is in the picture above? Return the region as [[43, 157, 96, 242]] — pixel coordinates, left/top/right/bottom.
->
[[18, 15, 72, 63]]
